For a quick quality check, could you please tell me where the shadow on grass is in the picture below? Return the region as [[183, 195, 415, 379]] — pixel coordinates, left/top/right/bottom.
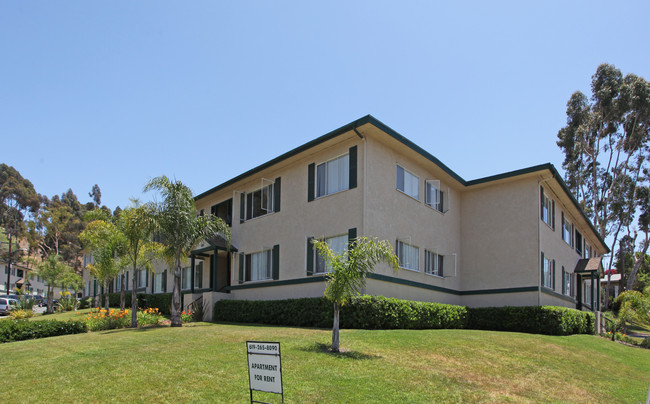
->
[[299, 342, 381, 360]]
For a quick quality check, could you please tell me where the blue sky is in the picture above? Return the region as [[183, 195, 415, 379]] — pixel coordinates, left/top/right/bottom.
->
[[1, 1, 649, 210]]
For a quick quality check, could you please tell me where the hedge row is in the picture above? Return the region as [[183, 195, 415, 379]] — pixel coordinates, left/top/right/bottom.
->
[[214, 296, 468, 330], [0, 320, 88, 343], [105, 293, 173, 315], [467, 306, 595, 335], [214, 296, 594, 335]]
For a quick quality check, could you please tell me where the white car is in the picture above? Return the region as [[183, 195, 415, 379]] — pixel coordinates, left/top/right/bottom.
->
[[0, 297, 18, 315]]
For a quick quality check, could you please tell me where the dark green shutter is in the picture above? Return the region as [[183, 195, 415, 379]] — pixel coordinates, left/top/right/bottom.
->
[[239, 253, 244, 284], [540, 252, 544, 286], [199, 263, 203, 289], [146, 270, 149, 287], [274, 177, 281, 212], [439, 255, 444, 277], [348, 227, 357, 250], [561, 212, 565, 240], [240, 193, 245, 223], [308, 163, 315, 202], [540, 186, 545, 219], [349, 146, 357, 189], [162, 270, 167, 293], [126, 271, 129, 291], [306, 237, 314, 276], [562, 267, 566, 295], [272, 245, 280, 280]]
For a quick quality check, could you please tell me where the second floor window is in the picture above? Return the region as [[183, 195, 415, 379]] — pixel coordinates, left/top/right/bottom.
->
[[396, 165, 419, 200], [562, 213, 573, 247], [425, 180, 444, 212], [246, 183, 274, 220], [317, 154, 349, 198]]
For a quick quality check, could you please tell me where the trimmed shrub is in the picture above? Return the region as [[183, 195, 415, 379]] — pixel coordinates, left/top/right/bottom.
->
[[467, 306, 595, 335], [0, 320, 88, 343], [214, 296, 468, 330]]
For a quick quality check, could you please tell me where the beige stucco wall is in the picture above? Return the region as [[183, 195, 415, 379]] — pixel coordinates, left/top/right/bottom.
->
[[460, 177, 540, 293]]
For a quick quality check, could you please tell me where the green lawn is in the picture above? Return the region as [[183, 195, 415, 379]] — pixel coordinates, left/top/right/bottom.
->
[[1, 322, 648, 403]]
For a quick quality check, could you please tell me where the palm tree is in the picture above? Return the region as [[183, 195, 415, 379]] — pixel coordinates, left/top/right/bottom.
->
[[144, 176, 231, 327], [79, 220, 125, 312], [312, 236, 399, 352], [117, 202, 163, 327]]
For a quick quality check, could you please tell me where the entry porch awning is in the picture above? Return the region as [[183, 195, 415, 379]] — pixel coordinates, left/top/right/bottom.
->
[[573, 257, 603, 274], [191, 234, 237, 256]]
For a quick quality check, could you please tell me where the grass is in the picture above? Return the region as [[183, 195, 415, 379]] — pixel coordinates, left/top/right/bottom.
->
[[1, 322, 649, 403]]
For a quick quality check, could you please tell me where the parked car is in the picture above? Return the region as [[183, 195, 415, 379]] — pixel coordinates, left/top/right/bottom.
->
[[0, 297, 18, 315]]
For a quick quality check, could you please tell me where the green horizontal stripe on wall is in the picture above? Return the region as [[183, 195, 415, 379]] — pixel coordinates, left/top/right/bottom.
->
[[226, 275, 328, 290], [226, 272, 538, 296], [541, 287, 577, 304]]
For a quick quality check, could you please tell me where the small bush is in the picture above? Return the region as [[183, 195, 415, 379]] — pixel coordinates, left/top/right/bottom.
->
[[85, 308, 130, 331], [0, 319, 88, 343], [181, 310, 194, 323], [137, 307, 164, 326], [9, 309, 35, 320], [78, 298, 92, 310]]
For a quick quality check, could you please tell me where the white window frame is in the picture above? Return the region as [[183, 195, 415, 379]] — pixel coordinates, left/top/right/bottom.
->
[[316, 153, 350, 198], [583, 279, 592, 306], [396, 165, 419, 201], [562, 269, 573, 297], [181, 267, 192, 290], [562, 215, 573, 247], [397, 240, 419, 271], [314, 234, 348, 274], [245, 249, 273, 282], [153, 273, 163, 294], [541, 194, 553, 227], [542, 256, 553, 289], [137, 269, 147, 289], [245, 183, 274, 221], [424, 250, 443, 277]]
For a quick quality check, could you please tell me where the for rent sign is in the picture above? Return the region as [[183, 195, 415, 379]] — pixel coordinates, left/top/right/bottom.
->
[[246, 341, 283, 397]]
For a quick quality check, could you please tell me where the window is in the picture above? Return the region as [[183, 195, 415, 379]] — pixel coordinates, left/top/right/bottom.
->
[[194, 261, 203, 289], [425, 180, 444, 212], [396, 165, 419, 200], [245, 249, 273, 282], [540, 187, 554, 228], [575, 230, 583, 256], [314, 234, 348, 274], [153, 273, 163, 293], [583, 279, 592, 306], [181, 267, 192, 290], [137, 270, 147, 288], [17, 269, 24, 278], [115, 274, 122, 292], [211, 199, 233, 227], [562, 213, 573, 247], [397, 240, 419, 271], [316, 154, 349, 198], [542, 254, 554, 289], [562, 267, 573, 296], [424, 250, 443, 277], [246, 183, 274, 220]]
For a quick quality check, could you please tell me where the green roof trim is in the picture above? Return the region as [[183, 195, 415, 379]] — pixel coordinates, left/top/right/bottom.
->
[[195, 115, 608, 252]]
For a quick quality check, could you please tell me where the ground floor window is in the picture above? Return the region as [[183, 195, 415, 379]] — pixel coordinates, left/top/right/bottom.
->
[[562, 268, 573, 297], [542, 255, 553, 289], [181, 267, 192, 290], [397, 240, 419, 271], [315, 234, 348, 274], [138, 270, 147, 289], [424, 250, 443, 277], [153, 273, 163, 293], [583, 279, 592, 306], [245, 249, 272, 282], [194, 261, 203, 289]]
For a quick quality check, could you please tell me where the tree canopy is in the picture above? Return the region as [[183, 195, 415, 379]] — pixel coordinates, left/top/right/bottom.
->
[[557, 63, 650, 299]]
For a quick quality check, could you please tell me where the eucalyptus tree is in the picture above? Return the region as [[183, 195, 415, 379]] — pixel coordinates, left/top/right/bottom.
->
[[118, 201, 163, 327], [557, 63, 650, 304], [312, 236, 399, 352], [80, 220, 126, 312], [36, 254, 73, 314], [0, 164, 40, 294], [144, 176, 231, 327]]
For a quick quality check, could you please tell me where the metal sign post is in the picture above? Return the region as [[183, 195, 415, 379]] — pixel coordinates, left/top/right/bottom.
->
[[246, 341, 283, 404]]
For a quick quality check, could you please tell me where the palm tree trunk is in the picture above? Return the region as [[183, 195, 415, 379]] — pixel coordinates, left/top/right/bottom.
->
[[120, 271, 126, 311], [131, 264, 138, 328], [170, 254, 182, 327], [332, 302, 340, 352]]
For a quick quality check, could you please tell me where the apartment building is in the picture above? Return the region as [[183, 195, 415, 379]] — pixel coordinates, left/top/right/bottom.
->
[[87, 116, 609, 318]]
